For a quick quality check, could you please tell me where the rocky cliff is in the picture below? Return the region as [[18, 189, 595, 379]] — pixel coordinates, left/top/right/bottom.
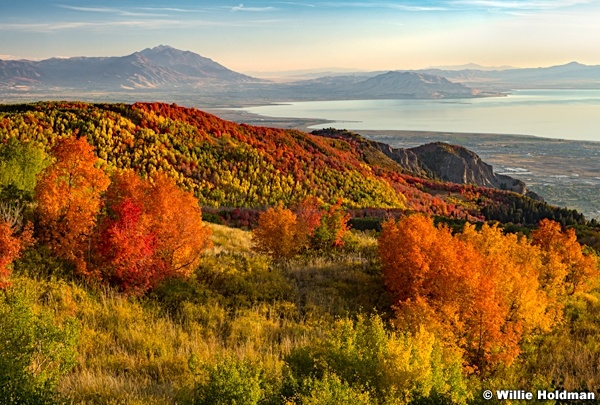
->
[[409, 142, 527, 193], [312, 129, 529, 195]]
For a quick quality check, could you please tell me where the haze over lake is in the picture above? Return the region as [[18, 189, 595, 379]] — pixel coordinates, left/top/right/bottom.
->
[[240, 89, 600, 142]]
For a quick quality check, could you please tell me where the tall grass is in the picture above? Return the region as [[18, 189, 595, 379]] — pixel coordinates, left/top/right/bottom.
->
[[8, 226, 391, 403]]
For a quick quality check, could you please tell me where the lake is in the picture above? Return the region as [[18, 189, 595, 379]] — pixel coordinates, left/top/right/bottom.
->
[[239, 89, 600, 142]]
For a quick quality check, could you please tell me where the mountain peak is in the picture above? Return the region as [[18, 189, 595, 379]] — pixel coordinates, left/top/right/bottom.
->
[[0, 45, 262, 90], [141, 44, 176, 53], [137, 45, 259, 82]]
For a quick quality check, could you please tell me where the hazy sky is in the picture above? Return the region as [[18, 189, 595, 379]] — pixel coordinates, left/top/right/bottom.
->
[[1, 1, 600, 73]]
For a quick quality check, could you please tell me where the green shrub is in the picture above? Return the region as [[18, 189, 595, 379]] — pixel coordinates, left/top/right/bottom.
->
[[285, 315, 468, 405], [294, 373, 373, 405], [190, 357, 265, 405], [0, 287, 78, 404]]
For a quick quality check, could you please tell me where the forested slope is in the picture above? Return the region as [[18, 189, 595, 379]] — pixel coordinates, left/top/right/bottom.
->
[[0, 101, 587, 226], [0, 101, 599, 404]]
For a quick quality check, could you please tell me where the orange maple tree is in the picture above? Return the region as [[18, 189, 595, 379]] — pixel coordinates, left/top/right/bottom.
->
[[253, 198, 351, 259], [35, 137, 110, 274], [379, 214, 555, 372], [144, 173, 212, 276], [252, 206, 299, 260]]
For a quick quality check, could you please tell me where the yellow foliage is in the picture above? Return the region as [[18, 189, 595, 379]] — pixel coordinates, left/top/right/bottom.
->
[[252, 206, 300, 259]]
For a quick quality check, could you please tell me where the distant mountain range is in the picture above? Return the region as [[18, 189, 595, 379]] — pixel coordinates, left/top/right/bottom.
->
[[280, 71, 493, 99], [0, 45, 259, 90], [417, 61, 600, 89], [0, 45, 487, 98], [1, 46, 599, 102]]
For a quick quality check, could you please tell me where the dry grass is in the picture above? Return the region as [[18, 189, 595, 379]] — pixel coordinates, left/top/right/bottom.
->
[[205, 223, 254, 255]]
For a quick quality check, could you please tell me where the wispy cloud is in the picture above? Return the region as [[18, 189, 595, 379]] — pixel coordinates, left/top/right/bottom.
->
[[136, 7, 208, 13], [56, 4, 168, 17], [229, 3, 276, 12], [451, 0, 594, 10], [319, 2, 447, 11], [276, 1, 317, 7], [0, 17, 282, 33]]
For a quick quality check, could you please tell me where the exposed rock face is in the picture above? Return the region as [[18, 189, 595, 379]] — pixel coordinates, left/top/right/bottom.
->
[[371, 142, 432, 178], [409, 142, 527, 193], [311, 129, 528, 195]]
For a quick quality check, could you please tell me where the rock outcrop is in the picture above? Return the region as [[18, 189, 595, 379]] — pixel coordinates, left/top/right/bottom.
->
[[409, 142, 527, 193], [312, 129, 528, 195]]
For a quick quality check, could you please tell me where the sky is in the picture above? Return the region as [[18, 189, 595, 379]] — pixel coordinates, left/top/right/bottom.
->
[[1, 1, 600, 73]]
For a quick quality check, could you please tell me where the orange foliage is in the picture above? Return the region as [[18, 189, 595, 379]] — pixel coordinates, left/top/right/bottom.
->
[[0, 221, 33, 288], [293, 197, 324, 250], [531, 219, 599, 297], [35, 137, 109, 274], [459, 223, 554, 364], [379, 215, 555, 372], [145, 173, 212, 275], [253, 198, 351, 259], [252, 206, 299, 260]]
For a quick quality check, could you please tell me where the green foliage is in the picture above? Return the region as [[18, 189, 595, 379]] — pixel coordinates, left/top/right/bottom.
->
[[0, 138, 49, 202], [0, 139, 49, 230], [0, 287, 78, 404], [293, 373, 373, 405], [190, 357, 265, 405], [285, 315, 468, 405]]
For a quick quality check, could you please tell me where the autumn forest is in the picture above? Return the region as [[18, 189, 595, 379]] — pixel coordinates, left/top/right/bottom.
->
[[1, 101, 599, 404]]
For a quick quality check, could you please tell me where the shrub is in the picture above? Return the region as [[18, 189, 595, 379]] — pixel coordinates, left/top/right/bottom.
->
[[294, 373, 373, 405], [0, 288, 78, 404], [190, 357, 265, 405], [285, 315, 468, 404]]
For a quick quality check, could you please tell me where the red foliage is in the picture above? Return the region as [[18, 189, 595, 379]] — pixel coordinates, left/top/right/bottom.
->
[[96, 199, 160, 295], [94, 170, 212, 294]]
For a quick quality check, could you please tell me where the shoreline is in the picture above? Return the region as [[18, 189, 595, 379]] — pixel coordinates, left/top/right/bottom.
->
[[207, 108, 600, 220], [206, 107, 599, 145]]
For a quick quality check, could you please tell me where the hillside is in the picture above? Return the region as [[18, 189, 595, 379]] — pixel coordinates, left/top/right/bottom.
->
[[312, 128, 530, 194], [349, 71, 476, 98], [0, 101, 587, 226], [281, 70, 491, 100], [1, 101, 599, 404]]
